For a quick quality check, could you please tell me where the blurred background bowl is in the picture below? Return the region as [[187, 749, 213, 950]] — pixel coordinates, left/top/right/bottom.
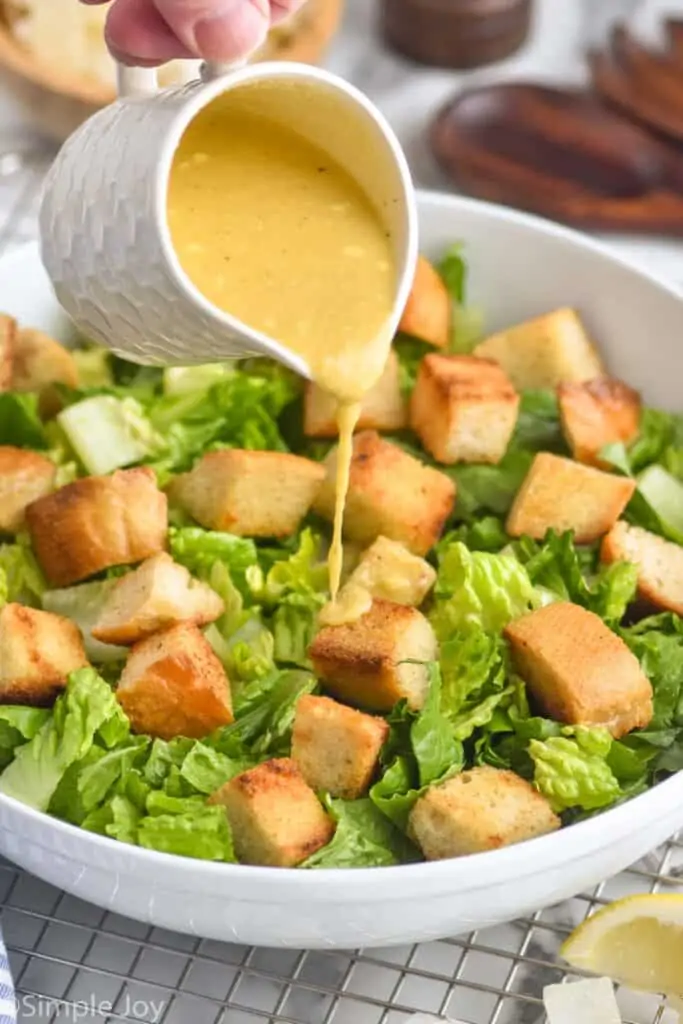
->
[[0, 0, 343, 143]]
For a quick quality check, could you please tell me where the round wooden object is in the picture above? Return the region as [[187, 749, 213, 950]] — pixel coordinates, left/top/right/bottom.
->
[[0, 0, 343, 143], [379, 0, 533, 70]]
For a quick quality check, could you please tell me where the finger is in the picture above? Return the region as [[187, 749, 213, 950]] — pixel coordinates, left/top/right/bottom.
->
[[153, 0, 269, 61], [105, 0, 196, 63], [269, 0, 306, 25]]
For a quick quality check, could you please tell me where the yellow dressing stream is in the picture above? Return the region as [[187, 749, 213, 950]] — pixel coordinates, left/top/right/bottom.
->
[[167, 88, 398, 617]]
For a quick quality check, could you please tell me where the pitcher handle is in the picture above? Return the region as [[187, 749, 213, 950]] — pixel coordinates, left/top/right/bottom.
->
[[116, 58, 246, 98]]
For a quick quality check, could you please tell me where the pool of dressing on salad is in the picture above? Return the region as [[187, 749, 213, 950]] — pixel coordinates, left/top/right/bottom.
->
[[167, 88, 397, 617]]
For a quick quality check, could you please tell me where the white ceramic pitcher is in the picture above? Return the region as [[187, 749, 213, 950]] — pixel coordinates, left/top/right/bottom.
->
[[38, 58, 418, 376]]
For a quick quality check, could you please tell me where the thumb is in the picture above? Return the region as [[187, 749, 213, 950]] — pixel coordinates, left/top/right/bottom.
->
[[153, 0, 270, 61]]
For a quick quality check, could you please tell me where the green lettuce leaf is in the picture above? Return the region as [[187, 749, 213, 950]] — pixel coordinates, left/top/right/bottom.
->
[[137, 803, 235, 861], [450, 450, 533, 522], [513, 529, 638, 624], [42, 578, 128, 664], [302, 797, 419, 868], [0, 707, 50, 770], [529, 727, 621, 813], [0, 668, 121, 811], [510, 390, 567, 455], [169, 527, 258, 594], [213, 668, 317, 759], [371, 665, 463, 830], [0, 535, 46, 607], [0, 392, 47, 448], [430, 541, 538, 640]]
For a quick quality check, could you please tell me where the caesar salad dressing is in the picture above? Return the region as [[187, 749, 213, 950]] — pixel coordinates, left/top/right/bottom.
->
[[167, 92, 397, 611]]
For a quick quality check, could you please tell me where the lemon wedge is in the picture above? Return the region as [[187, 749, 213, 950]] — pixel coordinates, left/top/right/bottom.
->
[[561, 894, 683, 998]]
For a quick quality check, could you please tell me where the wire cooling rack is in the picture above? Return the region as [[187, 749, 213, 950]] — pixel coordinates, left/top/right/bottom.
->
[[0, 142, 681, 1024]]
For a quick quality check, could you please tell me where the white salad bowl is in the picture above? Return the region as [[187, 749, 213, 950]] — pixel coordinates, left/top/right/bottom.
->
[[0, 192, 682, 950]]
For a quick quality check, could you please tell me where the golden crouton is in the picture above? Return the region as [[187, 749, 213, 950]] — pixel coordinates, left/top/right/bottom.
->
[[309, 599, 437, 712], [168, 449, 325, 538], [346, 535, 436, 607], [304, 350, 407, 438], [0, 446, 56, 533], [313, 431, 456, 556], [506, 452, 635, 544], [504, 602, 653, 738], [474, 308, 604, 390], [410, 354, 520, 465], [92, 552, 224, 645], [209, 757, 334, 867], [0, 315, 15, 391], [557, 376, 641, 467], [601, 521, 683, 617], [292, 694, 389, 799], [11, 328, 79, 417], [409, 766, 560, 860], [26, 467, 167, 587], [399, 255, 451, 349], [117, 622, 233, 739], [0, 602, 88, 705]]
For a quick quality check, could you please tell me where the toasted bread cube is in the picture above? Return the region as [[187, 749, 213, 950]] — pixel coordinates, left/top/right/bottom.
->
[[410, 353, 520, 465], [0, 602, 88, 705], [314, 431, 455, 556], [209, 757, 334, 867], [346, 535, 436, 607], [558, 376, 641, 467], [117, 622, 233, 739], [0, 315, 15, 391], [11, 328, 79, 417], [399, 255, 451, 349], [505, 602, 653, 738], [168, 449, 325, 538], [92, 552, 224, 645], [309, 599, 437, 712], [292, 694, 389, 799], [601, 521, 683, 617], [474, 308, 604, 390], [0, 446, 56, 533], [26, 467, 167, 587], [506, 452, 635, 544], [304, 350, 407, 438], [409, 766, 560, 860]]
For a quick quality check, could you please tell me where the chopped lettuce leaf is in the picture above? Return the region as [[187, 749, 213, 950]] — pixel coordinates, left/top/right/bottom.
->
[[513, 529, 638, 624], [450, 450, 533, 521], [169, 527, 258, 593], [440, 517, 508, 553], [0, 392, 47, 448], [437, 244, 467, 304], [162, 364, 234, 395], [430, 541, 538, 640], [634, 465, 683, 544], [0, 707, 50, 770], [71, 346, 114, 389], [42, 578, 128, 664], [0, 534, 46, 607], [137, 803, 235, 861], [529, 727, 621, 813], [511, 390, 567, 455], [303, 796, 419, 868], [213, 669, 317, 759], [57, 395, 164, 476], [0, 669, 121, 811], [394, 335, 433, 397], [371, 666, 463, 830]]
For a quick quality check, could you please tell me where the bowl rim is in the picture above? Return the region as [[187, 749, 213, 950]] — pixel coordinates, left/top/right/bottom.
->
[[1, 188, 682, 897]]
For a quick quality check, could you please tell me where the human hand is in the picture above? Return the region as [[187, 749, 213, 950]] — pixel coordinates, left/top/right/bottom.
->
[[80, 0, 305, 66]]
